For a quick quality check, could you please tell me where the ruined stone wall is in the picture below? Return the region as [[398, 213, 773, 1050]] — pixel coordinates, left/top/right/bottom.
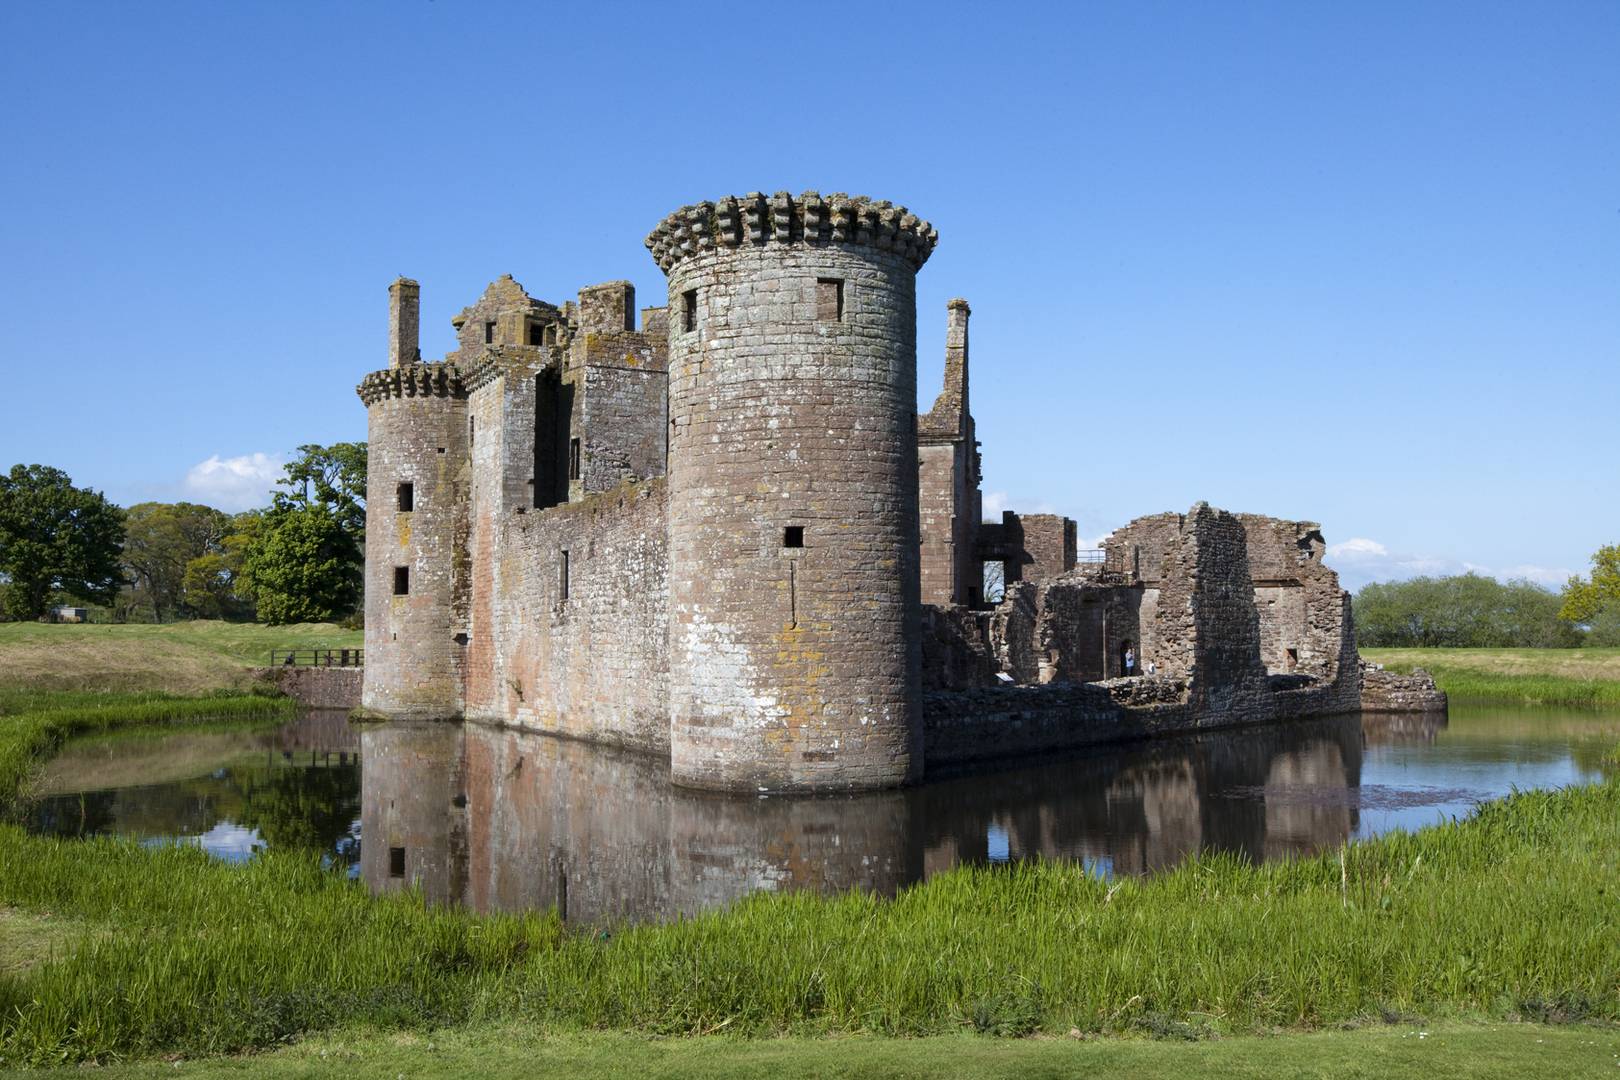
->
[[653, 192, 936, 793], [360, 365, 469, 718], [1167, 504, 1274, 723], [463, 478, 668, 754], [580, 360, 666, 490], [917, 299, 979, 607], [1018, 514, 1077, 584], [918, 440, 970, 606], [567, 284, 669, 495]]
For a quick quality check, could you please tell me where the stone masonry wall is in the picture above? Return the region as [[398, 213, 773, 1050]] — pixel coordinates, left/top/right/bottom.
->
[[655, 192, 936, 793], [464, 478, 669, 754], [361, 369, 469, 719]]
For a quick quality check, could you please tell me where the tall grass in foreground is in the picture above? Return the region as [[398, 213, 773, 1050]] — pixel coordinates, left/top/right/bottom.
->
[[1, 776, 1616, 1064], [0, 690, 293, 808], [1402, 667, 1620, 708]]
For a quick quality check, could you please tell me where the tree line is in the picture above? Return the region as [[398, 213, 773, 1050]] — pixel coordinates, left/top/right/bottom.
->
[[1353, 564, 1620, 649], [0, 444, 366, 626]]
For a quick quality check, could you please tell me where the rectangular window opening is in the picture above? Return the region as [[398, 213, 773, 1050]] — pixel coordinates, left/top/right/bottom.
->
[[681, 289, 697, 333], [783, 525, 804, 549], [559, 550, 570, 601], [484, 320, 496, 344], [393, 566, 410, 596], [816, 278, 844, 322], [527, 321, 545, 346], [396, 482, 414, 512], [568, 437, 581, 481], [469, 416, 475, 445], [1286, 647, 1299, 670], [388, 847, 406, 878]]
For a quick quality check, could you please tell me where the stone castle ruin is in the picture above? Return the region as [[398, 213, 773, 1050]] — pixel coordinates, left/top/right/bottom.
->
[[358, 190, 1379, 794]]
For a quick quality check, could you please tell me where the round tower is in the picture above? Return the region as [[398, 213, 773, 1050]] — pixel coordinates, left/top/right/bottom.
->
[[356, 277, 469, 719], [646, 192, 938, 793]]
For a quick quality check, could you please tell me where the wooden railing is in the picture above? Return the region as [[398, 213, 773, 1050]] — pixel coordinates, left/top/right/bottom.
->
[[269, 649, 364, 668]]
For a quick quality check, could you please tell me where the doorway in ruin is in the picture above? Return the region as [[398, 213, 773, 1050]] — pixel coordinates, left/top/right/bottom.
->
[[1119, 638, 1135, 677]]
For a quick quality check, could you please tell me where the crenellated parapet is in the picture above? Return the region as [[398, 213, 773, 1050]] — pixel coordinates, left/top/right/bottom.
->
[[645, 190, 938, 274], [356, 363, 468, 407]]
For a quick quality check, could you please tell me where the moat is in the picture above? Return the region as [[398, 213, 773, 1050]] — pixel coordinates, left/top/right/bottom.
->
[[26, 704, 1617, 923]]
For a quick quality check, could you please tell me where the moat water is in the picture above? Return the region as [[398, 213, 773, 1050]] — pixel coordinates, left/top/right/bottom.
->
[[25, 703, 1618, 922]]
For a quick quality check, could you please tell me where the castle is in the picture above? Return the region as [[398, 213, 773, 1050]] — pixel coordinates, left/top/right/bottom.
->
[[358, 190, 1369, 794]]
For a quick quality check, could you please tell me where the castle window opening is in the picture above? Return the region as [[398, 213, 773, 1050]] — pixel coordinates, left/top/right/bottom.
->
[[484, 320, 496, 344], [816, 278, 844, 322], [569, 437, 581, 481], [1286, 647, 1298, 670], [393, 566, 410, 596], [559, 549, 570, 601], [527, 321, 544, 346], [396, 482, 414, 512], [469, 416, 475, 445], [783, 525, 804, 549], [681, 289, 697, 333], [388, 847, 406, 878], [545, 324, 557, 345], [982, 560, 1006, 604]]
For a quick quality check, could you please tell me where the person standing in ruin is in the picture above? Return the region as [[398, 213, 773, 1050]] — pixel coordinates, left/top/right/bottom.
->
[[1124, 646, 1136, 676]]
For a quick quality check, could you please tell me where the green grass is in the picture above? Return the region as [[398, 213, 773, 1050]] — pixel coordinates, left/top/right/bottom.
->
[[0, 620, 363, 695], [19, 1022, 1620, 1079], [1362, 648, 1620, 707]]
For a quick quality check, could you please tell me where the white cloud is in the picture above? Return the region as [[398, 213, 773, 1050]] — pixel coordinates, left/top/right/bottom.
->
[[981, 490, 1009, 521], [1326, 537, 1389, 560], [1324, 536, 1573, 592], [183, 452, 283, 512]]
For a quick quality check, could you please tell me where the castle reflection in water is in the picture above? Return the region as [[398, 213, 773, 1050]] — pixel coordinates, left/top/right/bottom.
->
[[359, 712, 1445, 923]]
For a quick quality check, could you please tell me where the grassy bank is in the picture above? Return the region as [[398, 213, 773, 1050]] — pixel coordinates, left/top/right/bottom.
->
[[20, 1022, 1620, 1079], [0, 621, 362, 695], [1362, 648, 1620, 707]]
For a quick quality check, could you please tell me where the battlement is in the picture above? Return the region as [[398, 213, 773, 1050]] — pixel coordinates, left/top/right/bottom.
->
[[645, 190, 938, 274], [356, 363, 468, 406]]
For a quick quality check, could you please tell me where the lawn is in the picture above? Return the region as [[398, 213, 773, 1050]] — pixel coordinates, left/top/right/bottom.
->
[[0, 621, 363, 695], [21, 1022, 1620, 1079], [1361, 648, 1620, 707]]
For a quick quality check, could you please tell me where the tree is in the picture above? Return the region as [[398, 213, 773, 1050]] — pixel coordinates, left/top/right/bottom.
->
[[1353, 573, 1583, 648], [240, 503, 361, 625], [1560, 545, 1620, 632], [0, 464, 125, 620], [274, 443, 367, 537], [180, 510, 264, 620], [121, 502, 233, 622]]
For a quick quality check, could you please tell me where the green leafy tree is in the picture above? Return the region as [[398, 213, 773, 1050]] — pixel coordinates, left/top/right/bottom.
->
[[274, 443, 367, 537], [0, 464, 126, 620], [240, 503, 360, 625], [121, 502, 233, 622], [180, 510, 264, 620], [1353, 573, 1583, 648], [1560, 545, 1620, 635]]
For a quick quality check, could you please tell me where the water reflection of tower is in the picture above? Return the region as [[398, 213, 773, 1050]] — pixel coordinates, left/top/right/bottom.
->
[[359, 723, 467, 905]]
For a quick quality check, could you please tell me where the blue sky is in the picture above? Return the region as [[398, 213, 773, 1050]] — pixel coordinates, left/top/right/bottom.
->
[[2, 1, 1615, 592]]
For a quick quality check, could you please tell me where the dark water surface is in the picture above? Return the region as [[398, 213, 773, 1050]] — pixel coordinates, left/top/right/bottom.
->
[[26, 703, 1618, 921]]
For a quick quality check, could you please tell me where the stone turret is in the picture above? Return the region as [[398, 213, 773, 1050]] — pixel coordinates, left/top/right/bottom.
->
[[648, 191, 937, 793], [358, 280, 470, 719]]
